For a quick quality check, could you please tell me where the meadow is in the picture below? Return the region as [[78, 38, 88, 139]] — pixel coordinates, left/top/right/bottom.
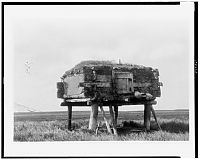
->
[[14, 109, 189, 141]]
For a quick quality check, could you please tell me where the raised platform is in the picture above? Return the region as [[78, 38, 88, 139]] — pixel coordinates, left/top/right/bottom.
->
[[60, 99, 157, 106], [60, 99, 159, 133]]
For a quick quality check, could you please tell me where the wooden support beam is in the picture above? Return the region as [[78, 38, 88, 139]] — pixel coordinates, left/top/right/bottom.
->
[[150, 105, 162, 130], [61, 100, 157, 107], [88, 103, 99, 130], [95, 122, 100, 135], [100, 106, 112, 134], [114, 106, 118, 126], [68, 106, 72, 130], [144, 103, 151, 131], [109, 106, 118, 135]]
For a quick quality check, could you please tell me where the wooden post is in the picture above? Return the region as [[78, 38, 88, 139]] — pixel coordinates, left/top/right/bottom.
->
[[109, 106, 118, 135], [100, 106, 112, 134], [89, 103, 99, 130], [114, 106, 118, 126], [95, 122, 100, 135], [144, 103, 151, 131], [150, 105, 162, 130], [68, 105, 72, 130]]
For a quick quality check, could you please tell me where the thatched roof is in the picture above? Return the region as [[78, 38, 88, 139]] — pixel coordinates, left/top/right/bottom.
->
[[71, 60, 115, 69], [62, 60, 149, 78]]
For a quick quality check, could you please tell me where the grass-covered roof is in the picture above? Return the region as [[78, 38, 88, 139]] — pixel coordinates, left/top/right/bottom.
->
[[62, 60, 149, 78]]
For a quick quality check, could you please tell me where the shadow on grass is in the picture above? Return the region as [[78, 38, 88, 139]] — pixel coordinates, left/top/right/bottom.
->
[[117, 121, 143, 135], [160, 121, 189, 133], [117, 120, 189, 135]]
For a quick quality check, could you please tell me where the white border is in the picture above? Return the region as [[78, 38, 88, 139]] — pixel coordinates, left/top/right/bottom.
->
[[3, 2, 196, 158]]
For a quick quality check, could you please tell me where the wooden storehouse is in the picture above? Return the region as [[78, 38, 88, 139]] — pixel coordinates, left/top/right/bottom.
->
[[57, 60, 163, 133]]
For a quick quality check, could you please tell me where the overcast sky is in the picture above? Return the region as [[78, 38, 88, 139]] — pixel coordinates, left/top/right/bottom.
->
[[5, 3, 194, 112]]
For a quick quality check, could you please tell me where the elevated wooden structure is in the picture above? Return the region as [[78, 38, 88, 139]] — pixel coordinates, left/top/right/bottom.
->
[[57, 61, 162, 133], [60, 100, 158, 133]]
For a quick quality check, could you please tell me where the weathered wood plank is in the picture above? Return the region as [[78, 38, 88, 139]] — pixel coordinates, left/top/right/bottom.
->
[[68, 106, 72, 130], [114, 106, 118, 126], [114, 72, 133, 78], [132, 82, 151, 87], [88, 103, 98, 130], [79, 82, 111, 88], [57, 82, 64, 98], [60, 100, 157, 106], [144, 104, 151, 131]]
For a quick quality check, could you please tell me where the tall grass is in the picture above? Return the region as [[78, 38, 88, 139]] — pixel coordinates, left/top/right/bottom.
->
[[14, 118, 189, 141]]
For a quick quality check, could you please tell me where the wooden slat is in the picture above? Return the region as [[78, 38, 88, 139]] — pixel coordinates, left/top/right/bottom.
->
[[60, 100, 157, 106], [79, 82, 111, 88], [132, 82, 151, 87], [114, 72, 133, 79], [65, 98, 90, 102], [96, 75, 112, 82]]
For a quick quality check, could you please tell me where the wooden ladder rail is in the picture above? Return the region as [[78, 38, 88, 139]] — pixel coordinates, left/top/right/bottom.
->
[[144, 103, 162, 131], [99, 106, 112, 134]]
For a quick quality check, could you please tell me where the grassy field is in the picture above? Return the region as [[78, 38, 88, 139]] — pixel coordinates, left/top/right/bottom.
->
[[14, 109, 189, 141]]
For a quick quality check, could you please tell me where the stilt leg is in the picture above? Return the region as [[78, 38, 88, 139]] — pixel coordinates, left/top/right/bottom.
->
[[151, 105, 162, 130], [100, 106, 112, 134], [109, 106, 118, 135], [68, 106, 72, 130], [144, 103, 151, 131], [89, 103, 99, 130], [95, 122, 100, 135], [114, 106, 118, 126]]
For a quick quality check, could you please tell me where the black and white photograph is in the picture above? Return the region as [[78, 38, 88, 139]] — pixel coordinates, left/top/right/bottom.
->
[[2, 1, 197, 158]]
